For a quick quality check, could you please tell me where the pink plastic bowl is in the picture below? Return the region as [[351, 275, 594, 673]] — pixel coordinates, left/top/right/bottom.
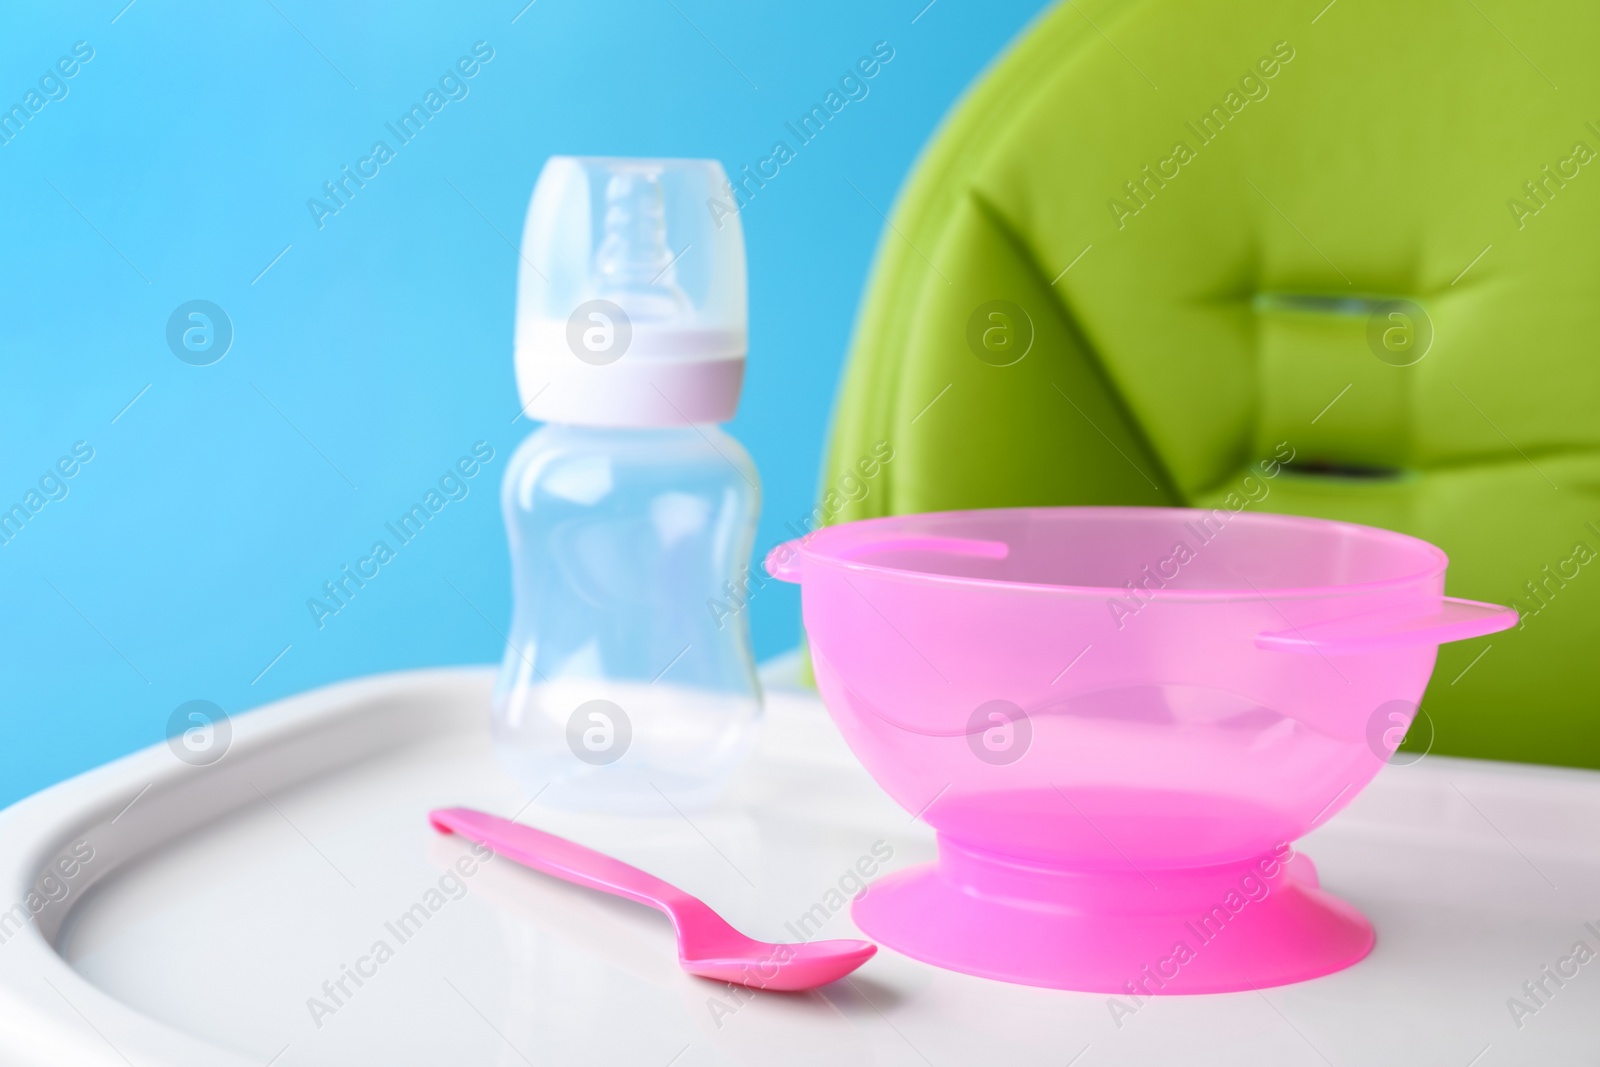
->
[[767, 506, 1516, 993]]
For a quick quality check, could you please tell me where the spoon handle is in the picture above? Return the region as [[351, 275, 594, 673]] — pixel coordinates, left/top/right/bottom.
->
[[429, 807, 706, 921]]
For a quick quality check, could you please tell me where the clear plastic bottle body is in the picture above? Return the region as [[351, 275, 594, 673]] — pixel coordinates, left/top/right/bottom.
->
[[491, 423, 762, 811]]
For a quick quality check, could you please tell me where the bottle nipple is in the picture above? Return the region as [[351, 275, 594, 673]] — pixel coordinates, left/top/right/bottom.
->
[[594, 167, 690, 321]]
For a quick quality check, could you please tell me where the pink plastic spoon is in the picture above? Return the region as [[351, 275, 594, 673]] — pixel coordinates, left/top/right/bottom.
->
[[428, 807, 876, 991]]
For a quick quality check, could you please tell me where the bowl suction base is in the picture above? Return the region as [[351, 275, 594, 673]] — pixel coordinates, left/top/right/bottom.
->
[[853, 838, 1374, 994]]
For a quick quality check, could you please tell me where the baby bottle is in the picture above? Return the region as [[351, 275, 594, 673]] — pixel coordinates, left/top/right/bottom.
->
[[492, 157, 762, 812]]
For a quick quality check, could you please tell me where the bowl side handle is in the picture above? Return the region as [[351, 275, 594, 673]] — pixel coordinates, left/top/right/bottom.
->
[[1256, 597, 1519, 656], [765, 539, 806, 583], [763, 533, 1008, 584]]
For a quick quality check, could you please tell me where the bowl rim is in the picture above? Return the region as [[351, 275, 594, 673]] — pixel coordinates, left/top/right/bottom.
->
[[785, 505, 1450, 602]]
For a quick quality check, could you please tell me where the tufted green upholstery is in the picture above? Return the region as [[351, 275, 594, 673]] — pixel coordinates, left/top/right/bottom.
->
[[820, 0, 1600, 768]]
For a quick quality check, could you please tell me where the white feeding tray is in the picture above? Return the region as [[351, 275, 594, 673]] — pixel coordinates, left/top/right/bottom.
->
[[0, 663, 1597, 1065]]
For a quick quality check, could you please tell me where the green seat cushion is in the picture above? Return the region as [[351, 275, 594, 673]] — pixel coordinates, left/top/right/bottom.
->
[[821, 0, 1600, 768]]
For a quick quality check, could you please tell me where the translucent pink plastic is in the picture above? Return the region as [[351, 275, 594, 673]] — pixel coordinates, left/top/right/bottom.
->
[[429, 808, 875, 991], [767, 507, 1517, 993]]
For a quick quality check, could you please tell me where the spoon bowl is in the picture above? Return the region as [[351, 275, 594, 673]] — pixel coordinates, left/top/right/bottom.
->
[[679, 934, 878, 992]]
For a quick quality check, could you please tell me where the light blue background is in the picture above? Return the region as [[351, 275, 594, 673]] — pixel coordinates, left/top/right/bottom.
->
[[0, 0, 1048, 807]]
